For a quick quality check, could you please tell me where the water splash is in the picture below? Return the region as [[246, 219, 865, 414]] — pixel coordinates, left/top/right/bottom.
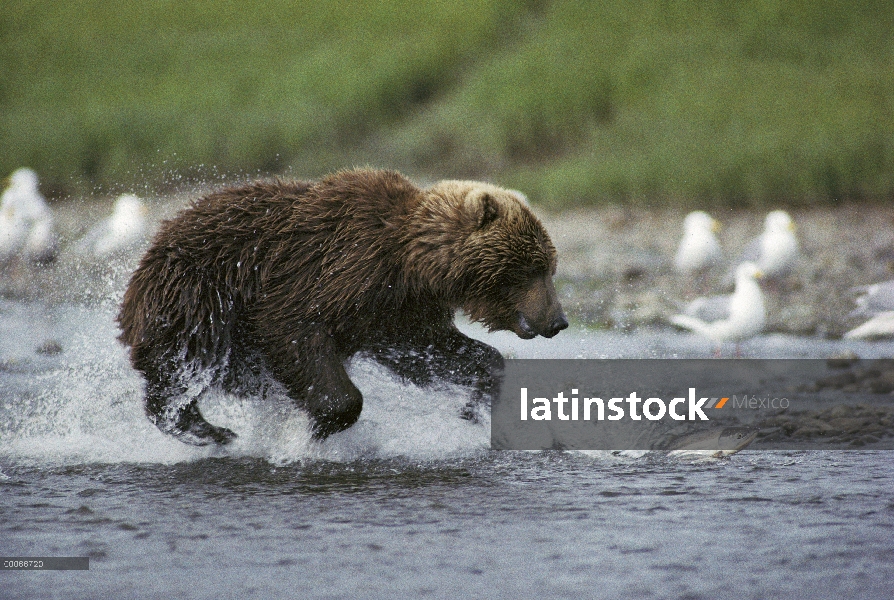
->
[[0, 302, 489, 466]]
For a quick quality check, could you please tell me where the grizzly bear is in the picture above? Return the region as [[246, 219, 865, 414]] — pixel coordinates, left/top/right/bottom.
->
[[117, 169, 567, 445]]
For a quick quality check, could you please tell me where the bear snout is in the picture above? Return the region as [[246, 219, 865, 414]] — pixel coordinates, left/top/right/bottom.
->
[[514, 309, 568, 339], [543, 313, 569, 338], [514, 275, 567, 339]]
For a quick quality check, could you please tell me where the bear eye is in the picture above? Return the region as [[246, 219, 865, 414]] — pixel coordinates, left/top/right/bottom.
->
[[524, 263, 547, 279], [521, 269, 539, 282]]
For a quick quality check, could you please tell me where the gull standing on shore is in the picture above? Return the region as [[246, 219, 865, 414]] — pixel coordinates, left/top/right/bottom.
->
[[670, 262, 766, 356], [740, 210, 798, 279], [75, 194, 149, 257], [844, 280, 894, 339], [848, 280, 894, 317], [0, 168, 58, 265], [674, 211, 722, 274]]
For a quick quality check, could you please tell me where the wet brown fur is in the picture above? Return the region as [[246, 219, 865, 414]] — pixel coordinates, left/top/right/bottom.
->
[[117, 169, 564, 443]]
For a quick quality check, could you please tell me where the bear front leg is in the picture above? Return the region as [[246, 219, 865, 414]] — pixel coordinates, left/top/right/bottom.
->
[[258, 326, 363, 440], [370, 327, 504, 422]]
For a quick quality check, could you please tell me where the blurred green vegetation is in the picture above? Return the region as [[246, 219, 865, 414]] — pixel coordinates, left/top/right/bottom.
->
[[1, 0, 892, 206]]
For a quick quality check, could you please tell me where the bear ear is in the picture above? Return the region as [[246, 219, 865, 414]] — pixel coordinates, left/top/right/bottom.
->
[[473, 191, 500, 229]]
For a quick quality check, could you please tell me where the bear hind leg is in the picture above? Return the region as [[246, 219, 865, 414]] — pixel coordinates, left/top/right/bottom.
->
[[281, 360, 363, 440], [257, 326, 363, 440], [144, 377, 237, 446], [304, 380, 363, 440]]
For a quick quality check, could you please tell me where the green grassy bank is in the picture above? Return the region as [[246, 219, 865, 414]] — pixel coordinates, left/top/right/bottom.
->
[[1, 1, 892, 206]]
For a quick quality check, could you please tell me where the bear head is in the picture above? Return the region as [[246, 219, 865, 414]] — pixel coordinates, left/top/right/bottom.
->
[[413, 180, 568, 339]]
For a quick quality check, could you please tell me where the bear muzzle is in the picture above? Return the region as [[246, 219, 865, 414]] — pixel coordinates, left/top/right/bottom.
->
[[511, 274, 568, 339], [544, 313, 569, 338], [516, 311, 568, 339]]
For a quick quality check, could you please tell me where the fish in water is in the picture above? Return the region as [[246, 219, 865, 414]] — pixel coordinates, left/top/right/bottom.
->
[[666, 426, 758, 459]]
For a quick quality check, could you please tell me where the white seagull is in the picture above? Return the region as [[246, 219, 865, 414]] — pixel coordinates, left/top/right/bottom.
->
[[848, 280, 894, 318], [75, 194, 149, 257], [674, 211, 722, 274], [844, 280, 894, 340], [740, 210, 798, 279], [844, 312, 894, 340], [0, 168, 57, 265], [670, 262, 766, 355]]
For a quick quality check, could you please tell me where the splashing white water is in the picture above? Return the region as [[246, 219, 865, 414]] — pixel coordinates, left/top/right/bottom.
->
[[0, 302, 489, 466]]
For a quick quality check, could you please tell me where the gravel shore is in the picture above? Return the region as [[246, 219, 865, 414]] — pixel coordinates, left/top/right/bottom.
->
[[539, 203, 894, 338]]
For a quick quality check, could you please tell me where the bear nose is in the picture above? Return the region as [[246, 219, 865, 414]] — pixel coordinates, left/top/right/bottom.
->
[[544, 314, 569, 338]]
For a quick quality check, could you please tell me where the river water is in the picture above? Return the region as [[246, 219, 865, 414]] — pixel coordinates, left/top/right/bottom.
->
[[2, 298, 894, 599]]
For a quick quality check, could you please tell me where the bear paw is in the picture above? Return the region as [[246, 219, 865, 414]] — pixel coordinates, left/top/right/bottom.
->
[[175, 421, 238, 447]]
